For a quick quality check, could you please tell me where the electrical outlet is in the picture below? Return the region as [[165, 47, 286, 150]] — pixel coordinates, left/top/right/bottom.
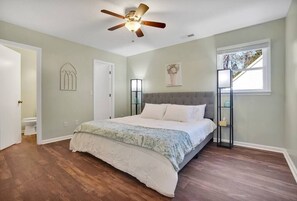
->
[[75, 120, 79, 125], [63, 121, 68, 127]]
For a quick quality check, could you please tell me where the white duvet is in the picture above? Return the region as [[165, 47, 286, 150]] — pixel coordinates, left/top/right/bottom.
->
[[70, 116, 216, 197]]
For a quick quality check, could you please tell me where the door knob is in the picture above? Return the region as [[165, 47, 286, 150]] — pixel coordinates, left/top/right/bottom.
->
[[18, 100, 23, 104]]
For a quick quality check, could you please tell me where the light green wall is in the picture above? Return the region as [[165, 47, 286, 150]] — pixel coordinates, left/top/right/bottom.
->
[[285, 0, 297, 167], [215, 19, 286, 147], [0, 21, 128, 140], [128, 37, 217, 93], [128, 19, 286, 148]]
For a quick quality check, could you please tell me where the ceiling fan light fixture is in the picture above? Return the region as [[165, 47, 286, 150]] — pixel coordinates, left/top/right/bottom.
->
[[125, 21, 141, 32], [101, 3, 165, 37]]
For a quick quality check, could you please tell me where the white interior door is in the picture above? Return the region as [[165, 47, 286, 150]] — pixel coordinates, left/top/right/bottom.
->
[[0, 44, 21, 150], [93, 60, 114, 120]]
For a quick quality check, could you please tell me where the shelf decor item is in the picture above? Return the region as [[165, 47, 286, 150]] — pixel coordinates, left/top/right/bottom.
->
[[130, 79, 142, 115], [217, 69, 234, 148], [219, 117, 227, 127], [224, 100, 231, 107]]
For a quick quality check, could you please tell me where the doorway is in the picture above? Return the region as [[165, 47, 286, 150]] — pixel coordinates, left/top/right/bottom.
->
[[0, 39, 42, 145], [93, 60, 115, 120]]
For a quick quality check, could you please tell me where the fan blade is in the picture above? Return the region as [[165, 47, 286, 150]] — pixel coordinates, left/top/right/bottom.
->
[[134, 3, 149, 19], [141, 20, 166, 28], [101, 9, 125, 19], [108, 23, 125, 31], [135, 29, 144, 37]]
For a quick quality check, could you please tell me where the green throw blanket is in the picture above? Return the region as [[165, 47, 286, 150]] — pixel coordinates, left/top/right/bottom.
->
[[74, 120, 194, 171]]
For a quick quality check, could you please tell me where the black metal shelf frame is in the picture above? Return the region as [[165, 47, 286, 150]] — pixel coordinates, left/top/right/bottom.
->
[[130, 79, 142, 115]]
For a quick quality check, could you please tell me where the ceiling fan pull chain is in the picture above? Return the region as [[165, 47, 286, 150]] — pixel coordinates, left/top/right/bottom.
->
[[131, 32, 135, 43]]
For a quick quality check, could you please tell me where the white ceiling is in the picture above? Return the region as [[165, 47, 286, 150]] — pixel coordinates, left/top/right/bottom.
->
[[0, 0, 292, 56]]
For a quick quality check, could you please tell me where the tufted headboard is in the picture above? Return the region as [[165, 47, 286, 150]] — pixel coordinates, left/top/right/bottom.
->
[[142, 92, 214, 120]]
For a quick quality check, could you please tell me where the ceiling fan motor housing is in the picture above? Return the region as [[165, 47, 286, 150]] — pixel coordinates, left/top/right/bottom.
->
[[125, 11, 141, 22]]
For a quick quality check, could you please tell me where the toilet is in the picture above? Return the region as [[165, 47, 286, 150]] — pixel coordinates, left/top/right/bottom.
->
[[22, 117, 37, 135]]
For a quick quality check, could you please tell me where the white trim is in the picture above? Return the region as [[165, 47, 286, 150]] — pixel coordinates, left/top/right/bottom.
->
[[217, 39, 271, 53], [234, 140, 285, 153], [0, 39, 43, 145], [111, 63, 115, 118], [283, 150, 297, 183], [93, 59, 115, 119], [213, 138, 297, 183], [41, 134, 73, 144], [221, 90, 271, 95], [216, 39, 271, 94], [213, 138, 285, 152]]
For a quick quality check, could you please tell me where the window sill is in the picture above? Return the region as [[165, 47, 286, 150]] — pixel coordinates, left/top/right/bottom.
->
[[221, 90, 271, 96]]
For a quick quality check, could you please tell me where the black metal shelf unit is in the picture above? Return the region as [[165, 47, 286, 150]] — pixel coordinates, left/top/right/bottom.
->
[[130, 79, 142, 115], [217, 69, 234, 148]]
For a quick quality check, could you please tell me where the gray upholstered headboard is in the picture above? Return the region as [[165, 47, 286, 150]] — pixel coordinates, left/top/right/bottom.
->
[[142, 92, 214, 120]]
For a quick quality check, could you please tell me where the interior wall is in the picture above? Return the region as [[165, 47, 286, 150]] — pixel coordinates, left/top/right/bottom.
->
[[9, 47, 37, 124], [128, 37, 217, 93], [285, 0, 297, 167], [0, 20, 128, 140], [127, 19, 286, 148], [215, 19, 286, 147]]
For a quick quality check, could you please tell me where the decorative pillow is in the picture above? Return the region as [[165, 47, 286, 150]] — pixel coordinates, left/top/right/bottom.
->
[[163, 104, 195, 122], [140, 103, 167, 120], [193, 104, 206, 121]]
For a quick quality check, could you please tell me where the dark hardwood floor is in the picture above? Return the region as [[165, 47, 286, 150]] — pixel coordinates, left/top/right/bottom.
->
[[1, 136, 297, 201]]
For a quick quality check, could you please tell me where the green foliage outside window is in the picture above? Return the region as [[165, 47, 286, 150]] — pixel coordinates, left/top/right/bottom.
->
[[223, 49, 262, 78]]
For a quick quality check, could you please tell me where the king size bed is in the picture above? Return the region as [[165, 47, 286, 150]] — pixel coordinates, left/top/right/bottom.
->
[[70, 92, 216, 197]]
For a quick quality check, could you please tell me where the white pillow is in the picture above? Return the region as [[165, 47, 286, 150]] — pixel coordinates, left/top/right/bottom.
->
[[163, 104, 195, 122], [141, 103, 167, 120], [193, 104, 206, 121]]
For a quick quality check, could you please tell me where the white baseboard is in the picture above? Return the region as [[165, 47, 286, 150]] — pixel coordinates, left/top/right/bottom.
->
[[234, 141, 286, 153], [283, 150, 297, 183], [41, 134, 73, 144], [213, 138, 297, 183]]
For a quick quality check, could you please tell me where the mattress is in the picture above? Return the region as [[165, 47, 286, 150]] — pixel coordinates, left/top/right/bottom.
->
[[70, 116, 216, 197]]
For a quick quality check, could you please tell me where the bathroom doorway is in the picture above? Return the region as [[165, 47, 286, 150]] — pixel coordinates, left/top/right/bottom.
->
[[13, 47, 37, 143], [0, 39, 42, 146]]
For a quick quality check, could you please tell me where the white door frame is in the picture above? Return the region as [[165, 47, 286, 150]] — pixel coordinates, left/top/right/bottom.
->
[[0, 39, 42, 145], [93, 59, 115, 119]]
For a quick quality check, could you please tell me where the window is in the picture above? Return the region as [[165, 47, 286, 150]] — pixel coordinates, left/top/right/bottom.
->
[[217, 39, 271, 94]]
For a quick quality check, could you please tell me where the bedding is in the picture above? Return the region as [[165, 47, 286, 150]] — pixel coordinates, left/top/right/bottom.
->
[[162, 104, 195, 122], [193, 104, 206, 121], [70, 132, 178, 197], [74, 120, 193, 171], [70, 115, 216, 197], [112, 115, 216, 147], [140, 103, 167, 120]]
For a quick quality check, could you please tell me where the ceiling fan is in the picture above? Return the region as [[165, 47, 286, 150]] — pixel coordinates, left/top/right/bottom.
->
[[101, 3, 166, 37]]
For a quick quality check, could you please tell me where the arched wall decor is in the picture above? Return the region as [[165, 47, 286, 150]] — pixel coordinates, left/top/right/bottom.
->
[[60, 62, 77, 91]]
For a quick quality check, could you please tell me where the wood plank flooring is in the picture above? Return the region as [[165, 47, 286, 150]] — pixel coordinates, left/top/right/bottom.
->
[[0, 136, 297, 201]]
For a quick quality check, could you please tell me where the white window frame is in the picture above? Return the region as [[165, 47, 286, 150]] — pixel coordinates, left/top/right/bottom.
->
[[216, 39, 271, 95]]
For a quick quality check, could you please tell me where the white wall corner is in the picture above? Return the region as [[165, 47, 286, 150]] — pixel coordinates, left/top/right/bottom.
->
[[41, 134, 73, 144], [283, 150, 297, 183], [213, 138, 297, 183]]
